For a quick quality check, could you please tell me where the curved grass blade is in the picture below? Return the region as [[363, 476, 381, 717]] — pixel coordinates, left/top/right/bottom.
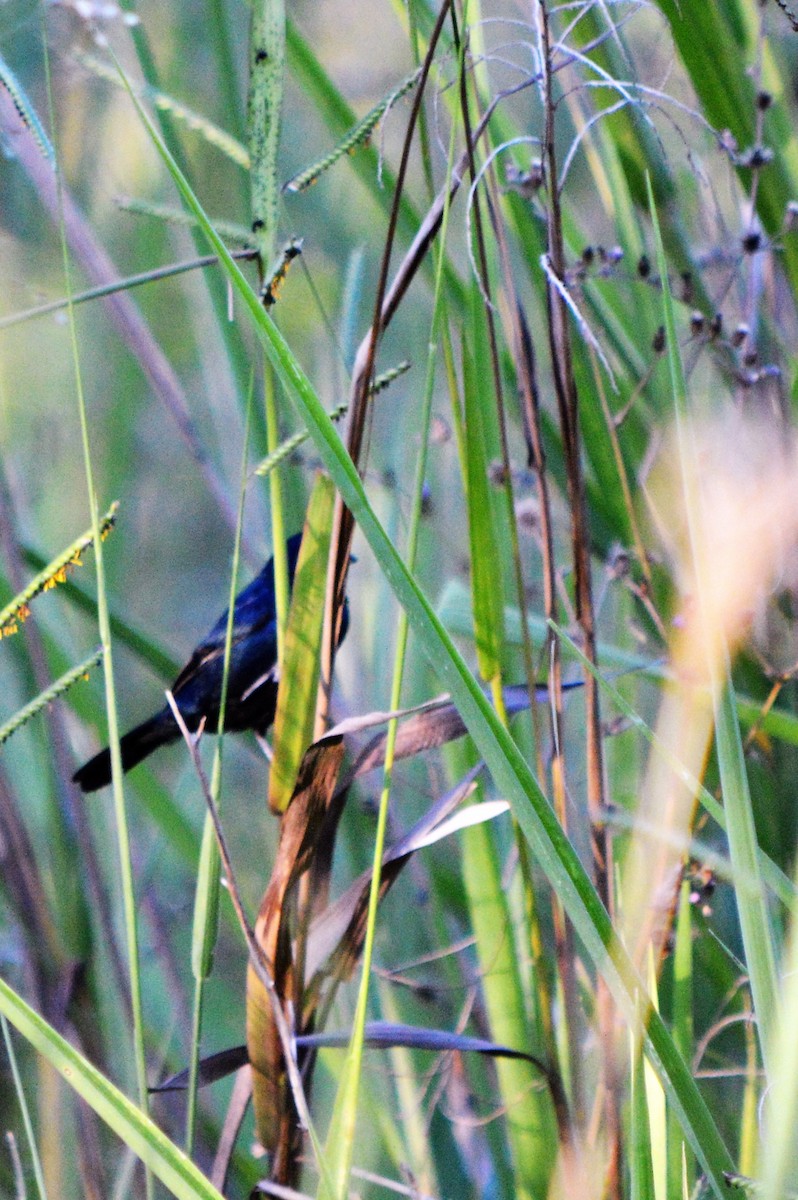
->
[[283, 68, 421, 193], [268, 473, 335, 813], [0, 977, 226, 1200], [116, 197, 253, 246], [306, 767, 484, 983], [0, 647, 103, 746], [0, 54, 54, 164], [295, 1021, 546, 1068], [152, 1046, 249, 1093], [153, 1016, 545, 1093], [0, 503, 118, 638], [79, 53, 248, 168]]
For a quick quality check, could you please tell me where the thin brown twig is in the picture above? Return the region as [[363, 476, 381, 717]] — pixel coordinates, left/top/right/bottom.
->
[[537, 1, 617, 1189], [321, 0, 456, 737]]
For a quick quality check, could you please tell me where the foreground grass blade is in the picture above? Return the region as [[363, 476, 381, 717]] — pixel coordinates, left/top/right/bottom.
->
[[0, 978, 225, 1200], [268, 474, 335, 813], [462, 296, 504, 688], [759, 878, 798, 1199], [1, 1011, 48, 1200]]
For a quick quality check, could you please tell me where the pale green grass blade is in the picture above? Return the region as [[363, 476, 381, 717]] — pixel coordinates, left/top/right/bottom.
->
[[0, 979, 225, 1200], [268, 473, 335, 812], [669, 882, 694, 1198], [44, 21, 152, 1178], [0, 648, 103, 746], [759, 881, 798, 1198], [714, 676, 779, 1075], [185, 386, 254, 1154], [461, 810, 557, 1200], [630, 1033, 656, 1200], [462, 304, 504, 685], [1, 1011, 48, 1200]]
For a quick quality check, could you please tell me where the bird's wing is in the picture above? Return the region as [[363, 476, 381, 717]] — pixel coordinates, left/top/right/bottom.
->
[[170, 580, 275, 695], [171, 532, 304, 697], [170, 627, 249, 695]]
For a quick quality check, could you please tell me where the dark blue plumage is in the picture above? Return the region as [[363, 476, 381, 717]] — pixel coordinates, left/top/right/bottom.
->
[[73, 533, 341, 793]]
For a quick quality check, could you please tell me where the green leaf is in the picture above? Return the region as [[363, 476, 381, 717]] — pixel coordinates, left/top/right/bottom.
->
[[268, 473, 336, 812], [462, 303, 504, 684], [0, 978, 225, 1200]]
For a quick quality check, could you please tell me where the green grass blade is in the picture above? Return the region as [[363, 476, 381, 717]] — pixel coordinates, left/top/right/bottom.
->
[[1, 1011, 49, 1200], [714, 676, 779, 1074], [247, 0, 284, 267], [462, 291, 505, 686], [0, 648, 104, 746], [0, 978, 225, 1200], [461, 808, 557, 1200], [669, 881, 694, 1197], [268, 473, 335, 812], [630, 1031, 656, 1200], [759, 879, 798, 1199], [0, 504, 117, 637]]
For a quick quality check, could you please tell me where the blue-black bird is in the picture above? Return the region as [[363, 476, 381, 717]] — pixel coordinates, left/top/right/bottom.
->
[[74, 533, 344, 792]]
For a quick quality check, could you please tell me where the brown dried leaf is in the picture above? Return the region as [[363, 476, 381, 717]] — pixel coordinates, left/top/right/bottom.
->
[[246, 735, 344, 1169]]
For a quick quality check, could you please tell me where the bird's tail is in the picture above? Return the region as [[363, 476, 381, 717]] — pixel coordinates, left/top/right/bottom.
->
[[73, 710, 178, 793]]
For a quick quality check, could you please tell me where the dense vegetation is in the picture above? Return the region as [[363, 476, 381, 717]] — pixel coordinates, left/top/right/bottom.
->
[[2, 1, 798, 1198]]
